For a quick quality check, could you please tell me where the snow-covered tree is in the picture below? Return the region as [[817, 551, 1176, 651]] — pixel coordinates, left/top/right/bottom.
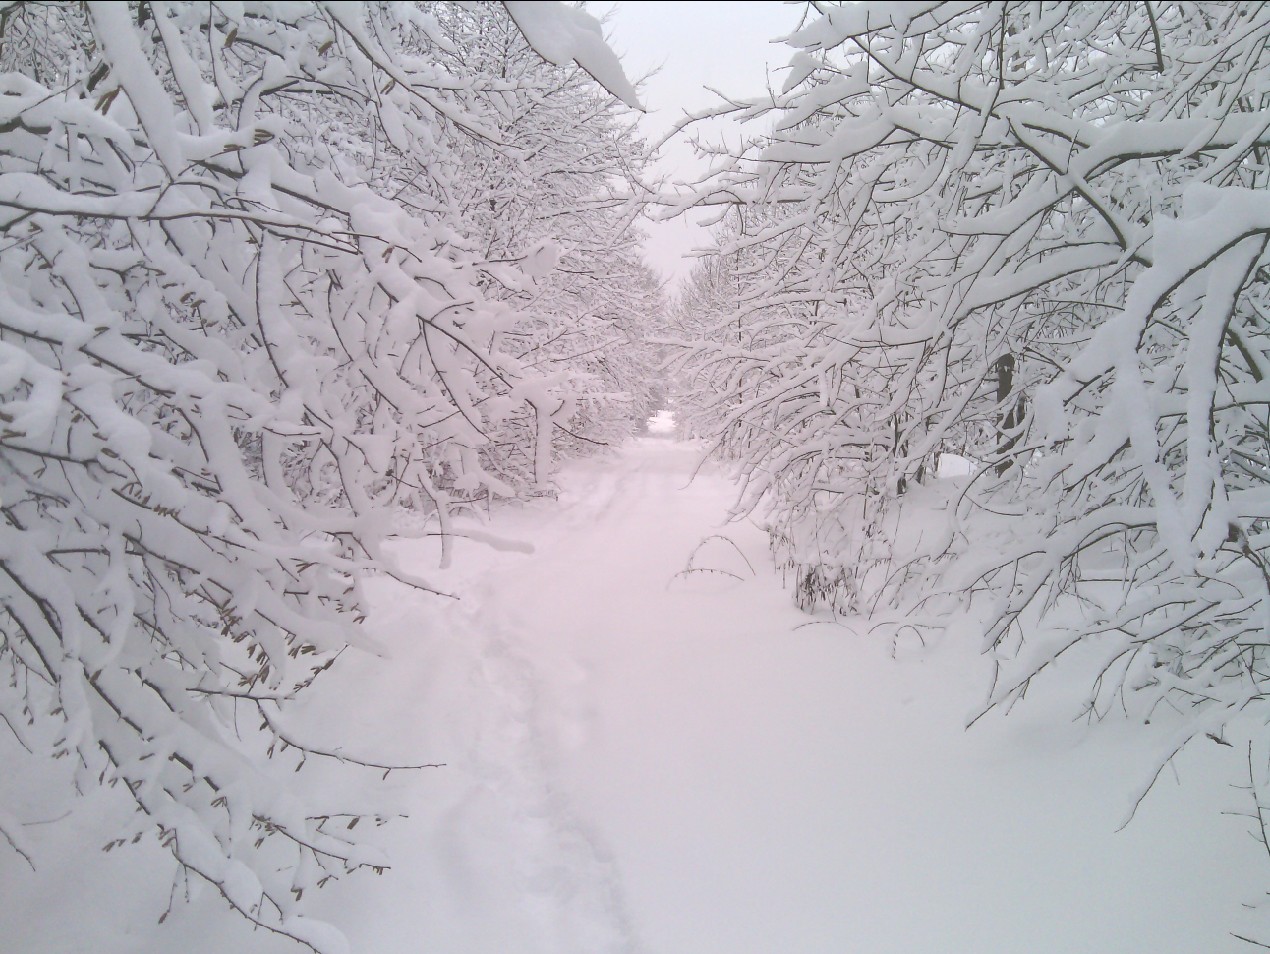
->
[[673, 0, 1270, 762], [662, 220, 751, 446], [0, 2, 645, 948], [430, 2, 666, 490]]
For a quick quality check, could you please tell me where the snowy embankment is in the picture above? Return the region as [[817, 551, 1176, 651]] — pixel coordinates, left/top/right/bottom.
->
[[2, 438, 1264, 952]]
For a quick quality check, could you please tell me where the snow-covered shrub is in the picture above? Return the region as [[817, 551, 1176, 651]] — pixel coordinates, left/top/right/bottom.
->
[[429, 3, 666, 492], [674, 0, 1270, 751], [0, 2, 646, 948]]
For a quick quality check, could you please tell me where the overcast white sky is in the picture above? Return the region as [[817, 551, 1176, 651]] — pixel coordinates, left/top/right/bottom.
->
[[587, 2, 808, 289]]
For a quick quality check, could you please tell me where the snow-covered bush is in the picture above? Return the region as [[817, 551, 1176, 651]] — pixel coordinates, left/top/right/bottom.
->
[[0, 2, 646, 948], [673, 0, 1270, 757], [434, 2, 666, 483]]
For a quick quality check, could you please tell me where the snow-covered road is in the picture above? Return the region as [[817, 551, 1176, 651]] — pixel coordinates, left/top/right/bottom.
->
[[4, 438, 1265, 952]]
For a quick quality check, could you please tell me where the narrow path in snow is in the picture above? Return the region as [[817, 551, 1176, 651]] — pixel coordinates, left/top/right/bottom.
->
[[19, 437, 1259, 954], [455, 437, 1262, 954]]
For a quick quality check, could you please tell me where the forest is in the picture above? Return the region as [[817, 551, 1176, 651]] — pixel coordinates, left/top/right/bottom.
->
[[2, 2, 1269, 951]]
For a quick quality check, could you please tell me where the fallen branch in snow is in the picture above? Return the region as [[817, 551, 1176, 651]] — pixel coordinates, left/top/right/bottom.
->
[[668, 533, 757, 588], [669, 567, 745, 586]]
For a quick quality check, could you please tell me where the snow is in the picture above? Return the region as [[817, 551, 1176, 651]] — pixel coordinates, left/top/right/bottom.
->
[[645, 409, 676, 435], [2, 438, 1263, 952], [504, 1, 644, 111]]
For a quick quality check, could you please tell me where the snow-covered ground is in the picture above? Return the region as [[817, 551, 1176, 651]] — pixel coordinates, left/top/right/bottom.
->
[[2, 436, 1265, 952], [646, 409, 676, 436]]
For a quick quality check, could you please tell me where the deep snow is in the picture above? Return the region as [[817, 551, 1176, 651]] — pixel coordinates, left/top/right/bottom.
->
[[2, 436, 1265, 952]]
